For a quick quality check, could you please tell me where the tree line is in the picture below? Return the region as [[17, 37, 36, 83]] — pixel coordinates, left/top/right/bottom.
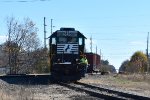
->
[[119, 51, 150, 73], [0, 17, 50, 74], [99, 60, 116, 73]]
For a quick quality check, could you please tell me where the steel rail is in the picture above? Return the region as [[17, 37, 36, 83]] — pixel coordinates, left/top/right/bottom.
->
[[74, 82, 150, 100], [58, 82, 130, 100]]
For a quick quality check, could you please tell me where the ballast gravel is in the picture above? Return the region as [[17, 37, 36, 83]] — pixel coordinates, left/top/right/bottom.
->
[[0, 74, 150, 100]]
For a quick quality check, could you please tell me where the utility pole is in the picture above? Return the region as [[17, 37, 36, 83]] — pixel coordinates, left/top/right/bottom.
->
[[90, 36, 92, 53], [95, 46, 97, 69], [100, 49, 102, 60], [96, 45, 97, 54], [100, 49, 102, 59], [147, 32, 149, 72], [51, 19, 53, 34], [44, 17, 47, 48], [8, 27, 11, 74]]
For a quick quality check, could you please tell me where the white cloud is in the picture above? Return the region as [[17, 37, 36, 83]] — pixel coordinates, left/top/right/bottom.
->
[[0, 35, 7, 44]]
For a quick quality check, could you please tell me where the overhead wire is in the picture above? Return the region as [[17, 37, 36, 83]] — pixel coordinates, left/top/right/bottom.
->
[[1, 0, 51, 2]]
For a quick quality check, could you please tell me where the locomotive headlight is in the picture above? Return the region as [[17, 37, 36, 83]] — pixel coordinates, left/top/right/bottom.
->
[[57, 59, 61, 63], [76, 59, 80, 63], [76, 59, 79, 61]]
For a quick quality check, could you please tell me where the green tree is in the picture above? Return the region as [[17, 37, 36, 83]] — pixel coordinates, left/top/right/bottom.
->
[[101, 60, 109, 65], [119, 60, 129, 72], [31, 48, 50, 73], [100, 60, 116, 73], [129, 51, 147, 73]]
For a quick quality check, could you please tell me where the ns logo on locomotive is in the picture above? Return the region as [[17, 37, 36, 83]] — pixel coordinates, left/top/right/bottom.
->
[[49, 28, 88, 81]]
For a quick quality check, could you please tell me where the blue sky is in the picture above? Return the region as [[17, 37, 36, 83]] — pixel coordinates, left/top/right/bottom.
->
[[0, 0, 150, 70]]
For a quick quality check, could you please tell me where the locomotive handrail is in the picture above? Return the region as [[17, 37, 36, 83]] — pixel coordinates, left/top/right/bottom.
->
[[55, 62, 71, 64]]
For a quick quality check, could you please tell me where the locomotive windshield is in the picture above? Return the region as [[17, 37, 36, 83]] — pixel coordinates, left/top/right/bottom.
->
[[58, 37, 67, 43], [58, 37, 77, 43], [67, 37, 77, 43], [57, 30, 78, 44]]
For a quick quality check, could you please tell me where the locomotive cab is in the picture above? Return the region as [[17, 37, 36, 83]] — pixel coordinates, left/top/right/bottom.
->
[[49, 28, 86, 81]]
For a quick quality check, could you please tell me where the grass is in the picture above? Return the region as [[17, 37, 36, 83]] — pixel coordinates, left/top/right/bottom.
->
[[116, 73, 150, 83], [0, 90, 15, 100], [80, 73, 150, 96], [0, 84, 36, 100]]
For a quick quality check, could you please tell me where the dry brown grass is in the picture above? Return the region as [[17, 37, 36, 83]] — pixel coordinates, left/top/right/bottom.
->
[[117, 73, 150, 83], [0, 84, 37, 100], [0, 92, 13, 100], [79, 74, 150, 97]]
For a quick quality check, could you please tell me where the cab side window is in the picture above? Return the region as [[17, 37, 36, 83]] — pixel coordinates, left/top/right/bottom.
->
[[79, 38, 83, 45], [52, 38, 56, 45]]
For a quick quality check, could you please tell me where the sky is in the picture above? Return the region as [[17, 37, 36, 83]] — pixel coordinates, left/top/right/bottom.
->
[[0, 0, 150, 70]]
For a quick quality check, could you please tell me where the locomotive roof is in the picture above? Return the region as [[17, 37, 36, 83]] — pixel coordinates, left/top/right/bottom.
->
[[48, 28, 86, 39]]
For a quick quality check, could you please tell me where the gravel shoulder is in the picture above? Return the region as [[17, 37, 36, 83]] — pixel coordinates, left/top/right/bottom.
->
[[0, 74, 150, 100]]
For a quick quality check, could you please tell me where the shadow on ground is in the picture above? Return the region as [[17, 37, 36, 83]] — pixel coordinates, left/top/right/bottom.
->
[[0, 74, 53, 85]]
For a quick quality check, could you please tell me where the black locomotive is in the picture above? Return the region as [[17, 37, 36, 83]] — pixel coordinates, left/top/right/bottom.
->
[[49, 28, 87, 81]]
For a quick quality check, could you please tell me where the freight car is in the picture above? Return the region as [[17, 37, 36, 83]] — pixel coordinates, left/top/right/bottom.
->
[[85, 53, 101, 73], [49, 28, 87, 81]]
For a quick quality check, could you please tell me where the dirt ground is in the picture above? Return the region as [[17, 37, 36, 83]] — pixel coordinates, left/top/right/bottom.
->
[[79, 73, 150, 97], [0, 73, 150, 100]]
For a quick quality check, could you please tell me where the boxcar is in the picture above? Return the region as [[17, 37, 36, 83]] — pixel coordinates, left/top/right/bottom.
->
[[85, 53, 101, 73]]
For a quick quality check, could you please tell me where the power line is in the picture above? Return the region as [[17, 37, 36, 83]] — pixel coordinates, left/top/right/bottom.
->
[[2, 0, 51, 2]]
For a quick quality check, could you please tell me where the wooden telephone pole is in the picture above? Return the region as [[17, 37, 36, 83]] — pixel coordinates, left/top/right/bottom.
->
[[147, 32, 149, 72], [90, 36, 92, 53], [44, 17, 47, 48]]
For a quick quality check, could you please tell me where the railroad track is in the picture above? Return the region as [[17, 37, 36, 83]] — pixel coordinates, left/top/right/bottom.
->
[[58, 82, 150, 100]]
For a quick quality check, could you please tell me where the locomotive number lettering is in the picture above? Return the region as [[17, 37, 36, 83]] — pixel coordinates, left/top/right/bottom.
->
[[57, 31, 77, 37]]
